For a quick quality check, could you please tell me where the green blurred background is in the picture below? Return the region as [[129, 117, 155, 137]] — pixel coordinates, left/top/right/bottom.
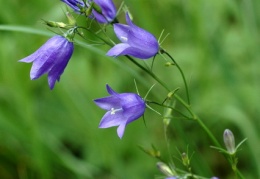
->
[[0, 0, 259, 178]]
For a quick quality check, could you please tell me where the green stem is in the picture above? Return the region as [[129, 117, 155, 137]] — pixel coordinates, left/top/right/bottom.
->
[[125, 56, 223, 149], [161, 49, 191, 105], [147, 101, 192, 120], [125, 55, 171, 92]]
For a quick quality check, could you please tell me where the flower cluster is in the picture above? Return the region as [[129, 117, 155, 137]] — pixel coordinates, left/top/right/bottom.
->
[[19, 0, 158, 135], [17, 0, 246, 178]]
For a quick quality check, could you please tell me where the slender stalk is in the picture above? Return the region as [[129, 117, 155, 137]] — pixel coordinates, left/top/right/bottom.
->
[[147, 101, 192, 120], [161, 49, 191, 105], [125, 55, 171, 92], [125, 55, 224, 149]]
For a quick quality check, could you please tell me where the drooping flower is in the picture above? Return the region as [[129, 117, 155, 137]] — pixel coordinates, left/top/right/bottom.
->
[[61, 0, 85, 13], [92, 0, 117, 23], [61, 0, 116, 23], [106, 12, 159, 59], [94, 84, 146, 138], [19, 35, 74, 90]]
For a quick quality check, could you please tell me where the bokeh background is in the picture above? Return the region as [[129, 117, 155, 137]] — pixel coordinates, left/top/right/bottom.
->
[[0, 0, 259, 178]]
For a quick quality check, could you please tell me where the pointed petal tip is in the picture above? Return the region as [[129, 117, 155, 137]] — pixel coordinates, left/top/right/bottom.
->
[[117, 123, 126, 139]]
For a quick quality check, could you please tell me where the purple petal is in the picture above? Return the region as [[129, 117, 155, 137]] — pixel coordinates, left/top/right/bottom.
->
[[94, 95, 121, 110], [19, 35, 74, 89], [126, 12, 159, 58], [125, 12, 133, 27], [47, 41, 74, 89], [61, 0, 85, 13], [123, 102, 146, 124], [93, 0, 116, 23], [113, 24, 130, 43], [30, 39, 65, 79], [106, 43, 131, 57], [99, 110, 124, 128], [127, 27, 159, 55], [107, 43, 154, 59], [117, 122, 127, 139], [126, 14, 159, 58], [106, 84, 118, 95]]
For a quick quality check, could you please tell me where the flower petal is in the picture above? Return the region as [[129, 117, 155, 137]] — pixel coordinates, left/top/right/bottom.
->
[[108, 44, 154, 59], [123, 103, 146, 124], [94, 95, 121, 110], [99, 110, 124, 128], [47, 41, 74, 89], [93, 0, 116, 23], [106, 43, 131, 57], [113, 24, 130, 43], [125, 13, 159, 57], [61, 0, 85, 13], [127, 27, 159, 56], [19, 35, 74, 89], [117, 122, 127, 139], [106, 84, 118, 95]]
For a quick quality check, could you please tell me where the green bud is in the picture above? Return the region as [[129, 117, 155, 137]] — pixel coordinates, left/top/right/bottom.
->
[[165, 62, 175, 66], [44, 20, 67, 28], [85, 2, 94, 16], [223, 129, 236, 154], [163, 107, 172, 126], [66, 12, 76, 26], [181, 153, 190, 167], [139, 145, 160, 158]]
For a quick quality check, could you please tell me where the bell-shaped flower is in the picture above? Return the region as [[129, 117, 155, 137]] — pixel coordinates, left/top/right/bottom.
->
[[92, 0, 117, 23], [94, 84, 146, 139], [19, 35, 74, 90], [61, 0, 116, 23], [61, 0, 85, 13], [106, 12, 159, 59]]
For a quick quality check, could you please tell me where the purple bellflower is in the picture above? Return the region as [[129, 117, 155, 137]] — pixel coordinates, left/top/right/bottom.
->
[[92, 0, 117, 23], [19, 35, 74, 90], [94, 84, 146, 139], [106, 12, 160, 59], [61, 0, 116, 23], [61, 0, 85, 13]]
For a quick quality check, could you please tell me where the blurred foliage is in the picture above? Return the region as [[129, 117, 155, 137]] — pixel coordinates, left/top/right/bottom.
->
[[0, 0, 259, 178]]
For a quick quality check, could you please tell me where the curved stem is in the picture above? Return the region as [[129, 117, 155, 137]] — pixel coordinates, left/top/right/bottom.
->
[[147, 101, 192, 120], [125, 55, 171, 92], [125, 56, 222, 149], [161, 49, 191, 105]]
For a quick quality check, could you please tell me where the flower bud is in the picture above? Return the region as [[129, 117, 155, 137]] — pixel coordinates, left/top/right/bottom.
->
[[44, 20, 67, 28], [181, 153, 190, 167], [165, 62, 175, 66], [223, 129, 236, 154], [156, 162, 174, 177], [66, 12, 76, 26]]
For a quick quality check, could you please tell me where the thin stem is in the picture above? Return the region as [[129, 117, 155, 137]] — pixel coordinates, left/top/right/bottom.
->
[[194, 115, 222, 148], [147, 101, 192, 120], [125, 56, 223, 149], [125, 55, 171, 92], [161, 49, 191, 105]]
